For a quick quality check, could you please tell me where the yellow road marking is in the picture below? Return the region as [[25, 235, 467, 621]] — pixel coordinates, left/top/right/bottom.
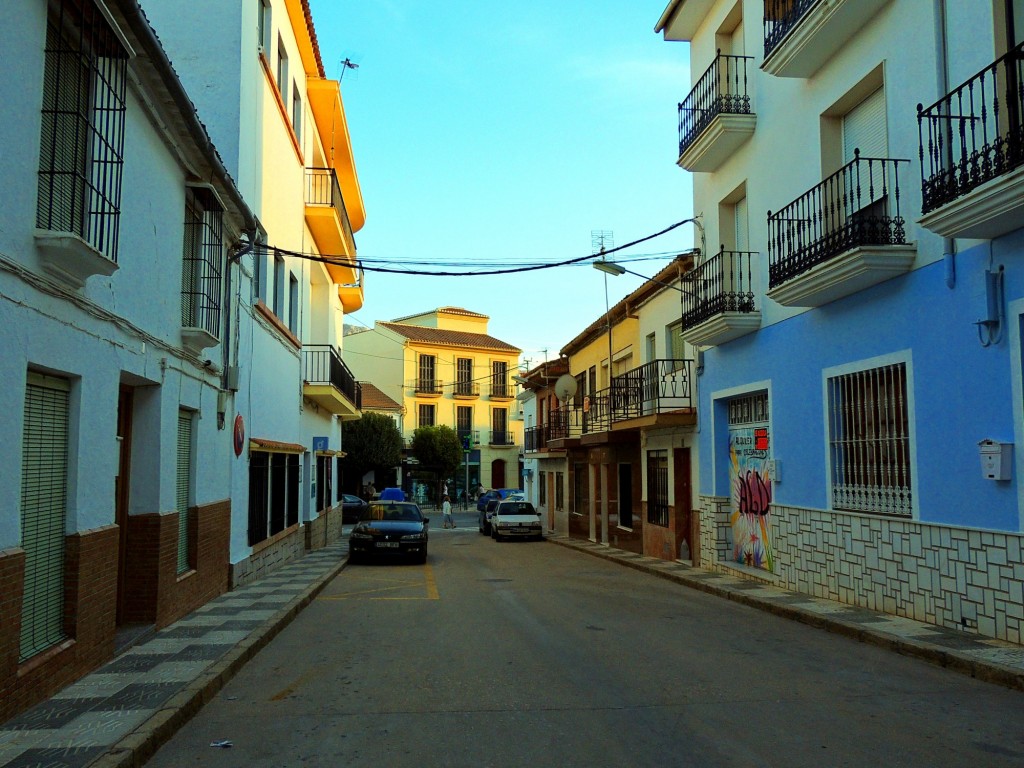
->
[[319, 563, 439, 600]]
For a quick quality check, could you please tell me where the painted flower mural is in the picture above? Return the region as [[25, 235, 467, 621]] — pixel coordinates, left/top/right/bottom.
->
[[729, 428, 774, 571]]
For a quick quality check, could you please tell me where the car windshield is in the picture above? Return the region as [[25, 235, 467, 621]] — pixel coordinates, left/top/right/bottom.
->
[[362, 504, 423, 522], [497, 502, 536, 515]]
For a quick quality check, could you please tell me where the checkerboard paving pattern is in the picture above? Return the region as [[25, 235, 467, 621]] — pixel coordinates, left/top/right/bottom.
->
[[0, 539, 347, 768]]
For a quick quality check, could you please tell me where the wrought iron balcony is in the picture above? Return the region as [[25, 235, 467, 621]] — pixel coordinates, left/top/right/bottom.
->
[[303, 345, 361, 417], [549, 404, 584, 441], [611, 360, 694, 422], [489, 381, 514, 400], [678, 51, 754, 170], [456, 429, 479, 449], [524, 425, 551, 452], [763, 0, 819, 60], [768, 151, 909, 291], [410, 378, 443, 396], [681, 250, 758, 330], [452, 381, 480, 398], [489, 430, 516, 446], [917, 41, 1024, 238], [304, 167, 357, 284]]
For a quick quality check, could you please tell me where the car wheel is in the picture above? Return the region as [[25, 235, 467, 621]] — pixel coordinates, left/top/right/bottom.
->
[[348, 550, 360, 564]]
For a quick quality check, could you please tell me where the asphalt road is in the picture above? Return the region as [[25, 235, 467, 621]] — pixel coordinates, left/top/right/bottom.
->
[[142, 517, 1024, 767]]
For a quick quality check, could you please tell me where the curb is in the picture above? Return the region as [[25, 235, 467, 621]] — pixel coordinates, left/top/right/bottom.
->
[[547, 536, 1024, 692], [89, 556, 350, 768]]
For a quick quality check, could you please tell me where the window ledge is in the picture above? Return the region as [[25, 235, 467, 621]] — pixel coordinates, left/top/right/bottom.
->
[[181, 327, 219, 354], [34, 230, 118, 289]]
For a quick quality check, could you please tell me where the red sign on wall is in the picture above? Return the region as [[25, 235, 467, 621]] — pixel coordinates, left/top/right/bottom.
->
[[754, 427, 769, 451]]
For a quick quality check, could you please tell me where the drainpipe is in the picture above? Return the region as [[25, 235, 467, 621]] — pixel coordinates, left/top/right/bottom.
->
[[935, 0, 957, 288]]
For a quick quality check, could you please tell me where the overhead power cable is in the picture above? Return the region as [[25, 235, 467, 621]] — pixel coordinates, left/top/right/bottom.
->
[[257, 218, 698, 278]]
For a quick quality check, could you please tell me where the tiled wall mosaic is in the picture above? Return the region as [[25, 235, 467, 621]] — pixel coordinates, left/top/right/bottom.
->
[[698, 495, 1024, 644]]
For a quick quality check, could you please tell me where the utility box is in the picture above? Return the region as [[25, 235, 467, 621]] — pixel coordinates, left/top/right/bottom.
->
[[978, 440, 1012, 481]]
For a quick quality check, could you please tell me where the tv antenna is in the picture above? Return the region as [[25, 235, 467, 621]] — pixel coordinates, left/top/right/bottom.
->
[[591, 230, 614, 255], [339, 57, 359, 81]]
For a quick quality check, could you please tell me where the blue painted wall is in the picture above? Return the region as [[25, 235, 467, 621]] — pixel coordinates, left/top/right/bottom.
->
[[699, 234, 1024, 532]]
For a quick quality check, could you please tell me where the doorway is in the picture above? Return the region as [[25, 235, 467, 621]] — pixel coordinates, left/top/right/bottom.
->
[[618, 463, 633, 528], [491, 458, 506, 488]]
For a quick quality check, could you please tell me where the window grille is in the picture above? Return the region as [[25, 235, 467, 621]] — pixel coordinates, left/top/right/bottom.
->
[[176, 410, 193, 574], [20, 374, 70, 663], [827, 363, 912, 516], [647, 450, 669, 526], [182, 187, 224, 337], [37, 0, 127, 260], [728, 392, 769, 425]]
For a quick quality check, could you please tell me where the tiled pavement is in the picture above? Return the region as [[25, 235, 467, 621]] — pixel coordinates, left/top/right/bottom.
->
[[4, 530, 1024, 768], [0, 539, 349, 768]]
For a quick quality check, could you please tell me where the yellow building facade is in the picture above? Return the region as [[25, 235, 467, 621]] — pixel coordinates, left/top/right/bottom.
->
[[344, 307, 523, 498]]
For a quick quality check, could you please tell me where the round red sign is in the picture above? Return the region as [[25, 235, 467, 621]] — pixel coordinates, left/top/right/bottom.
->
[[233, 413, 245, 457]]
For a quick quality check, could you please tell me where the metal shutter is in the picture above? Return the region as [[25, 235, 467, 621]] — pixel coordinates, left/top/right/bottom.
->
[[20, 374, 70, 662], [176, 410, 193, 573], [734, 196, 749, 252], [843, 88, 887, 206]]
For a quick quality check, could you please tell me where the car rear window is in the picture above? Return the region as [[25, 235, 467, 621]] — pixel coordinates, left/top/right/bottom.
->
[[498, 502, 536, 515]]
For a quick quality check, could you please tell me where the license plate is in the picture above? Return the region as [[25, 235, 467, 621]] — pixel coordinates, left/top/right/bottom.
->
[[376, 542, 400, 548]]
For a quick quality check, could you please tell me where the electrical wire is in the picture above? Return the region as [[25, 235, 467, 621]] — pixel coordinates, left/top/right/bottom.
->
[[258, 218, 698, 277]]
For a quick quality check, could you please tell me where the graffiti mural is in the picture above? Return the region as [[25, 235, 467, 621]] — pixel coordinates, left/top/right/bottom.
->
[[729, 426, 773, 571]]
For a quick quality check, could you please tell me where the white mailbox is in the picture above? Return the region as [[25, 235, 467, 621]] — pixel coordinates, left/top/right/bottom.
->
[[978, 440, 1012, 481]]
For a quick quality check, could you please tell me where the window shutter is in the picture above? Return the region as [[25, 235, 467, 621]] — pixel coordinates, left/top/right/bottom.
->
[[843, 88, 887, 207], [734, 196, 749, 252], [176, 410, 193, 573], [20, 374, 70, 662]]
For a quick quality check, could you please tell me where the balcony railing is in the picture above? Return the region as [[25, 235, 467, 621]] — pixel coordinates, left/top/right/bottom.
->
[[490, 381, 514, 399], [305, 167, 356, 253], [457, 428, 479, 449], [550, 404, 584, 441], [763, 0, 819, 60], [411, 378, 443, 396], [525, 425, 551, 452], [681, 250, 757, 329], [917, 41, 1024, 215], [678, 51, 754, 157], [489, 430, 516, 446], [768, 151, 909, 288], [452, 381, 480, 397], [303, 345, 361, 409], [611, 360, 693, 421]]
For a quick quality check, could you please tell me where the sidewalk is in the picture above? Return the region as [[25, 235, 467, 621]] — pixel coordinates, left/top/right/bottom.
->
[[3, 531, 1024, 768], [0, 539, 350, 768]]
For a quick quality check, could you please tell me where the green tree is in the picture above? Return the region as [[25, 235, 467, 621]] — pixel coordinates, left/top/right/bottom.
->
[[410, 425, 463, 501], [341, 412, 403, 491]]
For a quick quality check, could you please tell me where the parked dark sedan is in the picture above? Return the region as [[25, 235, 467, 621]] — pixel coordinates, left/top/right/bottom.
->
[[349, 501, 429, 564], [341, 494, 368, 524]]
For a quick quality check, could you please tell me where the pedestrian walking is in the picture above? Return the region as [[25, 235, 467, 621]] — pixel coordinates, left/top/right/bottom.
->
[[442, 495, 455, 528]]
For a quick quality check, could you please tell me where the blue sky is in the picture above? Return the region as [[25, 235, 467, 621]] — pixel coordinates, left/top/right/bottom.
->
[[308, 0, 695, 366]]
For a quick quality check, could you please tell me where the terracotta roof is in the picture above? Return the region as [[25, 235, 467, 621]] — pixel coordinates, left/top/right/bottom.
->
[[379, 322, 520, 353], [359, 382, 402, 411], [300, 0, 325, 78]]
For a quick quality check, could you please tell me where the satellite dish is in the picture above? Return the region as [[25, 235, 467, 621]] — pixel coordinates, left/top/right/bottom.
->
[[554, 374, 578, 403]]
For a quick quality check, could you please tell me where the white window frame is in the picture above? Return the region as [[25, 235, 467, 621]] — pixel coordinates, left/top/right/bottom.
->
[[822, 351, 917, 519]]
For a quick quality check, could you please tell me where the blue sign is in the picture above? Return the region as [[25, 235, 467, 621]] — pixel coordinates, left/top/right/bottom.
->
[[312, 436, 329, 452]]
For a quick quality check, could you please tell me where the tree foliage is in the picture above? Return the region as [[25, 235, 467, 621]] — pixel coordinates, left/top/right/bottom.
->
[[341, 412, 403, 482], [411, 425, 463, 494]]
